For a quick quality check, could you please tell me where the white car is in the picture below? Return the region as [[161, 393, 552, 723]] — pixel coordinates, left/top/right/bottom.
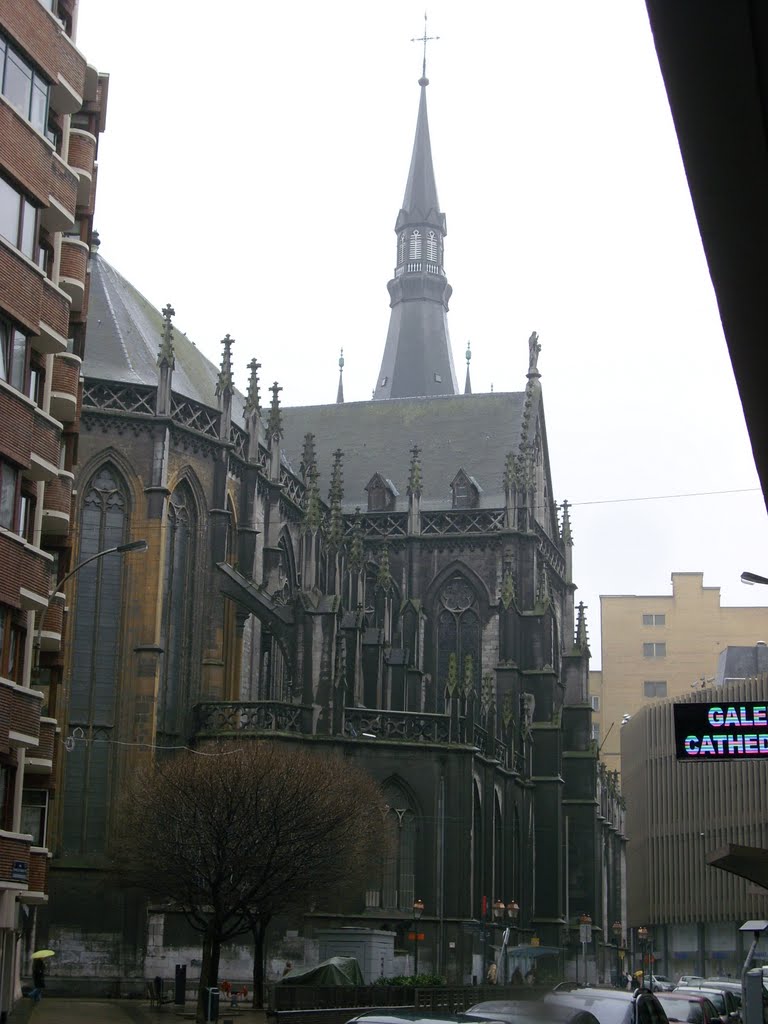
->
[[650, 975, 676, 992]]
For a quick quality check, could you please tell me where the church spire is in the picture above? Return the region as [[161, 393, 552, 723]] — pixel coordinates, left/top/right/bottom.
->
[[336, 348, 345, 404], [464, 341, 472, 395], [373, 66, 458, 401]]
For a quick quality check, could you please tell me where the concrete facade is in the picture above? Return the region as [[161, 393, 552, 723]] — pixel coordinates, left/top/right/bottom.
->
[[591, 572, 768, 773]]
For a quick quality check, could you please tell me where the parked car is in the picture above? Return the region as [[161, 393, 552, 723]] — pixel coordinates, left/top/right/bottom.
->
[[678, 980, 707, 989], [673, 987, 740, 1024], [654, 993, 721, 1024], [465, 1000, 601, 1024], [650, 978, 676, 993], [545, 986, 670, 1024]]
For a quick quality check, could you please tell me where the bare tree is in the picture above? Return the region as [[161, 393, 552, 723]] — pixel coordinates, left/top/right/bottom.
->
[[113, 742, 386, 1021]]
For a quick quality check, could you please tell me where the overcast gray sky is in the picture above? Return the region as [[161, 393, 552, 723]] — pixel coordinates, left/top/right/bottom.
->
[[76, 0, 768, 666]]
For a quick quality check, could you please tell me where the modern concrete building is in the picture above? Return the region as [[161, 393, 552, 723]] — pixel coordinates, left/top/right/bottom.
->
[[621, 675, 768, 978], [591, 573, 768, 773], [0, 0, 106, 1015]]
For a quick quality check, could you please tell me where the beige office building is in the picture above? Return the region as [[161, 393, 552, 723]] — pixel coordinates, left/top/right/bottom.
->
[[592, 573, 768, 773]]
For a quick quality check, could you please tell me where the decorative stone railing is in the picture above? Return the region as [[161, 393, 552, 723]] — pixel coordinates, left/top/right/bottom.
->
[[421, 509, 506, 536], [344, 512, 408, 539], [343, 707, 454, 744], [193, 700, 311, 736]]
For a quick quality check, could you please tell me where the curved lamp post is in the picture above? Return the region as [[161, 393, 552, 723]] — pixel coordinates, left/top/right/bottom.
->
[[612, 920, 623, 987], [412, 898, 424, 978], [35, 540, 149, 680]]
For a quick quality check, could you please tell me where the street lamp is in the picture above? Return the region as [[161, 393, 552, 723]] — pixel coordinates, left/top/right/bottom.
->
[[637, 926, 650, 990], [579, 914, 592, 985], [741, 571, 768, 586], [412, 898, 424, 978], [35, 540, 149, 679], [612, 921, 623, 987]]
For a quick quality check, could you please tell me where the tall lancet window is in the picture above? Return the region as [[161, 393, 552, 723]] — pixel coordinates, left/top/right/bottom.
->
[[436, 574, 481, 705], [426, 230, 438, 262], [63, 464, 129, 855], [409, 229, 422, 260], [398, 232, 407, 265], [159, 482, 197, 743], [380, 781, 417, 911]]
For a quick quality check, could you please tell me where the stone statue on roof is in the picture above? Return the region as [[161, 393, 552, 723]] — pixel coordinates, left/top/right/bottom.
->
[[528, 331, 541, 374]]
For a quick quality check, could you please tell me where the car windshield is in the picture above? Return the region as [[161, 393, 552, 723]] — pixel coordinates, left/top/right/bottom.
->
[[655, 997, 699, 1023]]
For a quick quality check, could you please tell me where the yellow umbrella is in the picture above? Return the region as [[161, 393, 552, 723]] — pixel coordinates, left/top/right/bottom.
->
[[31, 950, 55, 959]]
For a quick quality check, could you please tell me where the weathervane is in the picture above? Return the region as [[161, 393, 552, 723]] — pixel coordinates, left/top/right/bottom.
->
[[411, 11, 439, 80]]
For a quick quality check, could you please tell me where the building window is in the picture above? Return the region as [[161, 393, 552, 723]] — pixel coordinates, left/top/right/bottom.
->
[[381, 783, 416, 911], [644, 680, 668, 698], [436, 575, 481, 705], [0, 460, 20, 532], [398, 232, 406, 264], [590, 694, 600, 711], [0, 317, 29, 393], [21, 789, 48, 847], [0, 33, 50, 135], [591, 722, 601, 744], [643, 642, 666, 657], [642, 613, 666, 626], [409, 229, 421, 260], [0, 604, 26, 682], [426, 230, 438, 261], [64, 464, 129, 855], [0, 175, 38, 260]]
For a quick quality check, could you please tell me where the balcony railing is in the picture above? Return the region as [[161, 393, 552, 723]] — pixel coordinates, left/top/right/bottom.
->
[[50, 352, 81, 423], [21, 847, 50, 903], [68, 129, 96, 206], [344, 707, 454, 744], [26, 718, 56, 774], [0, 532, 52, 613], [0, 830, 32, 890], [0, 680, 44, 747], [39, 592, 65, 650], [194, 701, 311, 736], [30, 408, 61, 481], [59, 237, 88, 311], [41, 471, 73, 535]]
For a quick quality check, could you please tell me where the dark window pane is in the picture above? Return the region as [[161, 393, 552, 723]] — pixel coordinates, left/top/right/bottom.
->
[[0, 462, 18, 529], [20, 199, 36, 258], [30, 78, 48, 134], [11, 330, 27, 392]]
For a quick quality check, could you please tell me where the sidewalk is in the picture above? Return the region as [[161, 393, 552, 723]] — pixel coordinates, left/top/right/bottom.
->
[[11, 996, 269, 1024]]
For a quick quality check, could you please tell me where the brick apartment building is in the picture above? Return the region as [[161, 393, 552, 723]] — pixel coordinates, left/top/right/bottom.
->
[[0, 0, 106, 1014], [590, 572, 768, 773]]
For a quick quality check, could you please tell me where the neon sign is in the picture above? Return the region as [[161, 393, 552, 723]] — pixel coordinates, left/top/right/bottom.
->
[[673, 702, 768, 760]]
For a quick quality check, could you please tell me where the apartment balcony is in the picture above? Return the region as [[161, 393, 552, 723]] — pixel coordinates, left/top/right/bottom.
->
[[45, 153, 78, 232], [0, 680, 44, 748], [0, 382, 35, 467], [41, 472, 73, 536], [59, 237, 88, 311], [0, 532, 53, 614], [29, 408, 62, 482], [0, 0, 86, 114], [39, 592, 65, 651], [50, 353, 81, 423], [20, 847, 50, 904], [68, 129, 96, 207], [26, 718, 56, 776], [0, 830, 32, 892], [34, 279, 71, 356]]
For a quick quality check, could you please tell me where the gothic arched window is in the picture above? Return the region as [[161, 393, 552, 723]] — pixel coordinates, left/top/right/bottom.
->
[[159, 482, 198, 742], [63, 463, 129, 855], [398, 232, 407, 265], [426, 230, 438, 262], [436, 575, 481, 702], [381, 782, 416, 911], [409, 229, 422, 260]]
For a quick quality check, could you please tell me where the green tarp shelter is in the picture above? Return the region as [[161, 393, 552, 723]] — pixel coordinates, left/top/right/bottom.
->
[[279, 956, 364, 986]]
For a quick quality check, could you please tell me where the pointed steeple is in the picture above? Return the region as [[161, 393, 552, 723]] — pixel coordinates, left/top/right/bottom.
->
[[336, 348, 345, 404], [216, 334, 234, 400], [374, 74, 458, 401], [156, 303, 175, 415], [244, 358, 262, 461], [326, 449, 345, 550], [464, 341, 472, 395]]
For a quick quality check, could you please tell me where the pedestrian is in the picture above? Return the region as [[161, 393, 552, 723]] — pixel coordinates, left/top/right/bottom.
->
[[282, 961, 294, 977], [525, 966, 536, 985], [29, 958, 46, 1002], [486, 961, 497, 984], [511, 967, 524, 985]]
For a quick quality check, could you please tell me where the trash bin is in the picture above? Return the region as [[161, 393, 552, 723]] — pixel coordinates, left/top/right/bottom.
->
[[205, 986, 220, 1022]]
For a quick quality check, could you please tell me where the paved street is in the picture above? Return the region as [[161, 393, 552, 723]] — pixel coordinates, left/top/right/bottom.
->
[[11, 996, 268, 1024]]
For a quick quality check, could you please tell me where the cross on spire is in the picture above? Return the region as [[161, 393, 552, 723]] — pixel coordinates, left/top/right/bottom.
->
[[411, 11, 439, 81]]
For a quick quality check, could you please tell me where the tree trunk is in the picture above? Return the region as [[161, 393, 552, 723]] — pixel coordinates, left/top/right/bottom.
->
[[251, 914, 270, 1008], [197, 923, 222, 1023]]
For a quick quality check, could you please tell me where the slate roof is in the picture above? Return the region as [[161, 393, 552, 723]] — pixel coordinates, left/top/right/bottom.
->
[[84, 253, 246, 421], [281, 392, 526, 511]]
